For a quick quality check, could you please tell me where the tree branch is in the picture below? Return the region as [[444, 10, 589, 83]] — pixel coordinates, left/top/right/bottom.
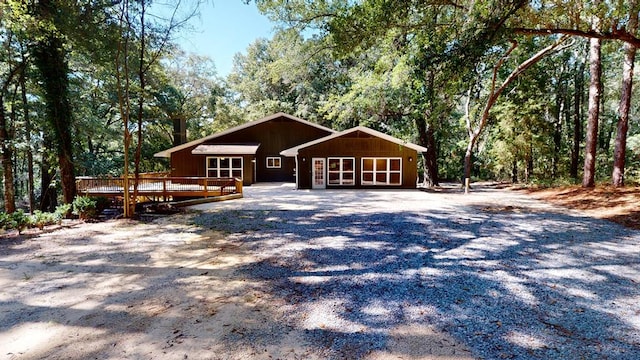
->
[[510, 27, 640, 47]]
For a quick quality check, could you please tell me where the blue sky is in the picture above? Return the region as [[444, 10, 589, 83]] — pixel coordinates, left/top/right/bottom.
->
[[174, 1, 275, 77]]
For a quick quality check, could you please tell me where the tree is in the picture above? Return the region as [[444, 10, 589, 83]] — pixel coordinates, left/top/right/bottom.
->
[[582, 12, 602, 188], [30, 0, 77, 204], [612, 0, 638, 187], [463, 36, 570, 191], [114, 0, 196, 217]]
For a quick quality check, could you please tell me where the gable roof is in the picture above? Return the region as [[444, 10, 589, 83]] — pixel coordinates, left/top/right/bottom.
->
[[280, 126, 429, 157], [154, 112, 335, 158]]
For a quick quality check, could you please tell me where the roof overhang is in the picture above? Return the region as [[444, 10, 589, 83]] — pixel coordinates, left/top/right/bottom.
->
[[191, 144, 260, 155], [154, 112, 336, 158], [281, 126, 429, 156]]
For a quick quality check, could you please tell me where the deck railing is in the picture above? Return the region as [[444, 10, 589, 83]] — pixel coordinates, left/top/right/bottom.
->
[[76, 176, 243, 200]]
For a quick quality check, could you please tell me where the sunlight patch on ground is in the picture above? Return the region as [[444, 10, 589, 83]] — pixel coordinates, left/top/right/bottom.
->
[[562, 286, 598, 300], [401, 267, 449, 279], [435, 236, 520, 260], [589, 295, 640, 331], [593, 264, 640, 282], [290, 275, 333, 284], [504, 330, 547, 349], [0, 323, 109, 359], [478, 270, 538, 306], [527, 268, 608, 283], [301, 298, 366, 333], [362, 299, 395, 321]]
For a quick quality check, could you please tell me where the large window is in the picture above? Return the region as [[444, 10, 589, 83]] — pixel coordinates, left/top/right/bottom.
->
[[328, 157, 355, 186], [361, 158, 402, 185], [266, 156, 281, 168], [207, 157, 243, 178]]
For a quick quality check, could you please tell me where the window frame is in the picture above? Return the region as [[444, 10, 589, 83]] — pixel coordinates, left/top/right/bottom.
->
[[327, 157, 356, 186], [361, 157, 402, 186], [266, 156, 282, 169], [206, 156, 243, 179]]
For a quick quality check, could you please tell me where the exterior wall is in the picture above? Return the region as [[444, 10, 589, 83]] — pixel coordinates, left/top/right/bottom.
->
[[296, 131, 420, 189], [171, 152, 255, 186], [169, 115, 332, 184]]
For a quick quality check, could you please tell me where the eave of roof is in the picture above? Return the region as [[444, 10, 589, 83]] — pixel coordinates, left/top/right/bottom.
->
[[191, 143, 261, 155], [280, 126, 429, 156], [154, 112, 336, 158]]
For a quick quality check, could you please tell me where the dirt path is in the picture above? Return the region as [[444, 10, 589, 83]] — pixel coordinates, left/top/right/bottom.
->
[[2, 184, 639, 359], [0, 213, 472, 360]]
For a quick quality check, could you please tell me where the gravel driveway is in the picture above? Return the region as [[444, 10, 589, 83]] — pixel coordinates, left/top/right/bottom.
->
[[2, 183, 640, 359]]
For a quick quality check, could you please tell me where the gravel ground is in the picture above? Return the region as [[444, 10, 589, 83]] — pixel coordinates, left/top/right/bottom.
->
[[2, 183, 640, 359], [192, 183, 640, 359]]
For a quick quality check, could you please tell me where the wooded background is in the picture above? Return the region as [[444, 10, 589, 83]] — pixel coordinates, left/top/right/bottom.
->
[[1, 0, 639, 213]]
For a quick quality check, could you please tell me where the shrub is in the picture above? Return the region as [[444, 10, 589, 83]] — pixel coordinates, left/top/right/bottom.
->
[[31, 210, 57, 230], [72, 196, 97, 220], [0, 212, 16, 231], [54, 203, 72, 223], [11, 210, 30, 234]]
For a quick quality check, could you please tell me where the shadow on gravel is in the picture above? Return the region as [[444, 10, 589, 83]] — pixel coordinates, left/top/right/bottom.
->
[[195, 205, 640, 359]]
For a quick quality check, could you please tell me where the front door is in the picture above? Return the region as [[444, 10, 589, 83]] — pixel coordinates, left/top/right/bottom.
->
[[312, 158, 326, 189]]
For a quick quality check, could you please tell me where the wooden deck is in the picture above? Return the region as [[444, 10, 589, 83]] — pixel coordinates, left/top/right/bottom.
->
[[76, 176, 243, 201]]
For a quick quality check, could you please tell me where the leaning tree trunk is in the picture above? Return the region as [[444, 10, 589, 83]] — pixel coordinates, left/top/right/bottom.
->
[[612, 1, 638, 187], [582, 36, 602, 188], [32, 0, 77, 204], [463, 36, 569, 192]]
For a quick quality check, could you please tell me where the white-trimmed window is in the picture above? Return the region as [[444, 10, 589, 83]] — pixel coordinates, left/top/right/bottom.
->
[[266, 156, 281, 169], [207, 156, 243, 178], [328, 157, 355, 186], [361, 158, 402, 185]]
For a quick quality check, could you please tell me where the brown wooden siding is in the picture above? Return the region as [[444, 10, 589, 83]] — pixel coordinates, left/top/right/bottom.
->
[[171, 152, 255, 186], [296, 131, 420, 189], [170, 115, 332, 184]]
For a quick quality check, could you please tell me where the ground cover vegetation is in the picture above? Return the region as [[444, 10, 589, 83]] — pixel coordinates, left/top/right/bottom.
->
[[1, 0, 640, 216]]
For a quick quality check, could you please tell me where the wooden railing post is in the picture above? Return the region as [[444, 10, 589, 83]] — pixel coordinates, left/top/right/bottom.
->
[[236, 178, 243, 194], [162, 179, 167, 201], [203, 178, 208, 198]]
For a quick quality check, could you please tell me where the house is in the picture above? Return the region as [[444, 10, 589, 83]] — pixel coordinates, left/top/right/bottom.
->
[[154, 113, 335, 186], [280, 126, 427, 189], [155, 113, 427, 189]]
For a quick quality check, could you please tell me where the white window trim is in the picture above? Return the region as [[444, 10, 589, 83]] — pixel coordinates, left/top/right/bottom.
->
[[266, 156, 282, 169], [206, 156, 243, 179], [327, 157, 356, 186], [361, 157, 402, 186]]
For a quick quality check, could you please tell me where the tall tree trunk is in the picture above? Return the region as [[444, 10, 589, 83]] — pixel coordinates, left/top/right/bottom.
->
[[570, 62, 584, 179], [32, 0, 77, 203], [20, 68, 35, 213], [0, 96, 16, 213], [40, 137, 58, 212], [612, 0, 638, 187], [415, 116, 439, 187], [582, 36, 602, 188], [552, 82, 564, 178], [132, 1, 147, 210]]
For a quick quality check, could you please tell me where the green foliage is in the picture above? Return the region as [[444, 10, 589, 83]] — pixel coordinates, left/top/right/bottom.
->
[[0, 204, 74, 233], [11, 210, 30, 233], [0, 212, 16, 231], [72, 196, 98, 220], [54, 203, 72, 221], [31, 210, 57, 230]]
